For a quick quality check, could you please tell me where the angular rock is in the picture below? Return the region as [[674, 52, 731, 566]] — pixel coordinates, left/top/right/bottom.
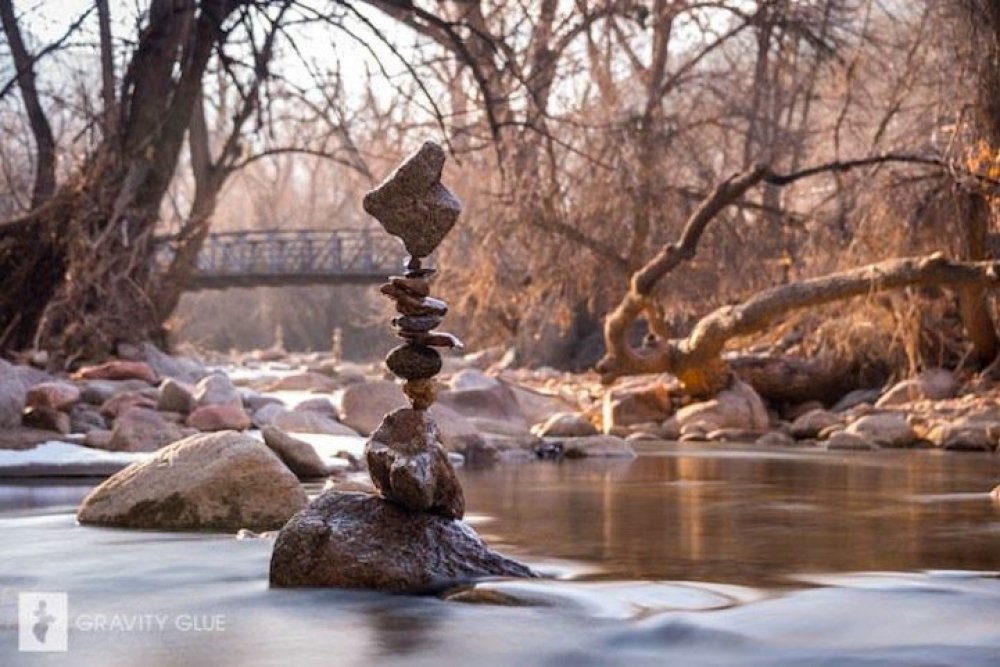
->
[[262, 426, 329, 479], [366, 408, 464, 519], [22, 406, 71, 434], [74, 360, 157, 384], [844, 412, 916, 448], [362, 141, 462, 258], [77, 431, 307, 531], [187, 404, 252, 432], [269, 491, 534, 591], [108, 407, 185, 452], [157, 378, 195, 414], [25, 381, 80, 411], [193, 373, 242, 409], [532, 412, 598, 438], [118, 342, 206, 383], [790, 409, 841, 439], [876, 369, 959, 407]]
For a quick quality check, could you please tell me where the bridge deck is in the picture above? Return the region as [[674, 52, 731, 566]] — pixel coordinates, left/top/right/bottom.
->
[[158, 229, 407, 290]]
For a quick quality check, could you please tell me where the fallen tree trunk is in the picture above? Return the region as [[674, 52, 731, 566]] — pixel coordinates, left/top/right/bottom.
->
[[598, 253, 1000, 397]]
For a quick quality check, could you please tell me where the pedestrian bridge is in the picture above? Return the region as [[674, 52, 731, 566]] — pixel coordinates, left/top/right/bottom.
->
[[158, 229, 406, 290]]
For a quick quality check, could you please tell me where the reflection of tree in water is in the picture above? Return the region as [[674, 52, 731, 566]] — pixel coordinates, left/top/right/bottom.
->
[[365, 601, 442, 657]]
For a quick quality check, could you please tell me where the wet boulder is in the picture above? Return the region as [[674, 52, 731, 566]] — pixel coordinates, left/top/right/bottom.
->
[[269, 491, 535, 592], [77, 431, 307, 531]]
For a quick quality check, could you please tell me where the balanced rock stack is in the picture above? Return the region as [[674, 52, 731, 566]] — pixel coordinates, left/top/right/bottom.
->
[[270, 142, 534, 592]]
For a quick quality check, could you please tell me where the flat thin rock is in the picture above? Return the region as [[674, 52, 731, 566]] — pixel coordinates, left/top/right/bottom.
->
[[269, 491, 535, 592]]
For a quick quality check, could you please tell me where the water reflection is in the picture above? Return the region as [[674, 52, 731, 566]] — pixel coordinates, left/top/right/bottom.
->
[[459, 445, 1000, 586]]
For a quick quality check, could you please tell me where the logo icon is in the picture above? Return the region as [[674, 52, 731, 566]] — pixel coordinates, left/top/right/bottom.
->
[[18, 592, 68, 652]]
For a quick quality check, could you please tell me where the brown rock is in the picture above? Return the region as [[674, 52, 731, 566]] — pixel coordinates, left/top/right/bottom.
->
[[187, 404, 252, 432], [77, 431, 307, 531], [335, 381, 407, 435], [192, 373, 241, 409], [875, 369, 959, 407], [74, 360, 157, 384], [293, 397, 337, 416], [100, 391, 157, 419], [826, 431, 878, 451], [388, 275, 430, 297], [0, 360, 26, 428], [561, 435, 636, 458], [262, 426, 329, 478], [263, 372, 339, 392], [392, 315, 442, 332], [25, 381, 80, 411], [109, 407, 185, 452], [532, 412, 598, 438], [844, 413, 916, 448], [365, 408, 465, 519], [271, 410, 359, 436], [22, 406, 71, 434], [603, 377, 674, 431], [269, 491, 534, 591], [790, 409, 841, 439], [362, 141, 462, 258], [84, 429, 114, 450]]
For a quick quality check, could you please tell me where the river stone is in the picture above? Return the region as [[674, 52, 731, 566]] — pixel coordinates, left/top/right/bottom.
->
[[335, 381, 408, 435], [366, 408, 464, 519], [79, 379, 151, 405], [790, 409, 841, 439], [562, 435, 636, 458], [386, 344, 442, 380], [389, 275, 430, 297], [532, 412, 598, 438], [157, 378, 195, 414], [262, 426, 329, 478], [0, 360, 27, 429], [826, 431, 878, 451], [362, 141, 462, 258], [393, 315, 443, 332], [77, 431, 307, 531], [70, 403, 108, 433], [186, 404, 252, 432], [25, 381, 80, 411], [99, 390, 158, 418], [675, 381, 770, 433], [272, 410, 359, 436], [108, 407, 185, 452], [876, 369, 959, 407], [844, 412, 916, 448], [294, 397, 337, 417], [22, 406, 71, 434], [269, 491, 534, 592], [193, 373, 242, 409]]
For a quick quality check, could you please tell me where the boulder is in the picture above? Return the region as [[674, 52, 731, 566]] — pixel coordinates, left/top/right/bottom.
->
[[756, 431, 795, 447], [252, 402, 288, 428], [366, 408, 464, 519], [562, 435, 636, 458], [240, 389, 284, 414], [294, 397, 338, 416], [22, 406, 71, 434], [335, 381, 407, 435], [272, 410, 358, 436], [790, 409, 841, 439], [25, 381, 80, 411], [532, 412, 598, 438], [844, 412, 916, 448], [875, 369, 959, 407], [187, 404, 252, 432], [269, 491, 534, 591], [261, 426, 329, 478], [157, 378, 195, 414], [675, 381, 770, 433], [264, 372, 339, 392], [602, 377, 673, 430], [74, 360, 157, 384], [193, 373, 242, 409], [826, 431, 877, 451], [924, 419, 998, 452], [0, 360, 27, 428], [77, 431, 307, 530], [108, 407, 185, 452]]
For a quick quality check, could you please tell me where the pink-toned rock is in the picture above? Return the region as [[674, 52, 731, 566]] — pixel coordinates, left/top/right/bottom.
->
[[75, 360, 157, 384], [25, 381, 80, 411], [187, 404, 252, 432]]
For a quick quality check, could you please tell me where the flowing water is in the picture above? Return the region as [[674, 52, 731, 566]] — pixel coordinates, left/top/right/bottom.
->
[[1, 443, 998, 666]]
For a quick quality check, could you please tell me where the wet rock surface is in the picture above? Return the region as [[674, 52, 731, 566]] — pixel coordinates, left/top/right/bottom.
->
[[269, 491, 535, 592]]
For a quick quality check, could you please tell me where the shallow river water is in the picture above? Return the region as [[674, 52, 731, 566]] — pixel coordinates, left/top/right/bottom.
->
[[1, 443, 998, 666]]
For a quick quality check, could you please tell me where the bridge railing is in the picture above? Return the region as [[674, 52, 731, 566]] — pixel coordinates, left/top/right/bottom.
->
[[156, 228, 407, 287]]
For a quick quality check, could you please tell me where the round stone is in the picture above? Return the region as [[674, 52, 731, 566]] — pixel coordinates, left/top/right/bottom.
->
[[393, 315, 442, 332], [386, 344, 442, 380]]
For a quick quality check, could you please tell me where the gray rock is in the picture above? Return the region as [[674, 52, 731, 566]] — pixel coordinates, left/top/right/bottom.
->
[[826, 431, 878, 451], [335, 381, 407, 435], [272, 410, 359, 436], [69, 403, 108, 433], [78, 431, 307, 531], [0, 359, 27, 428], [269, 491, 534, 592], [845, 412, 916, 448], [262, 426, 329, 478], [79, 379, 151, 406], [831, 388, 881, 413], [790, 409, 841, 439], [192, 373, 242, 409]]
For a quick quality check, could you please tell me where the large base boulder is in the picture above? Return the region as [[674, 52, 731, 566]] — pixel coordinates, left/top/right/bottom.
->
[[269, 491, 535, 592], [77, 431, 307, 531]]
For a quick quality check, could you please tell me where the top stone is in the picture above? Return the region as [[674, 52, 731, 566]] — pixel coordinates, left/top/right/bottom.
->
[[363, 142, 462, 258]]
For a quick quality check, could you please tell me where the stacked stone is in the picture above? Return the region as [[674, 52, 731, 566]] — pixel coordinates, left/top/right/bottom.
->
[[360, 141, 466, 520]]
